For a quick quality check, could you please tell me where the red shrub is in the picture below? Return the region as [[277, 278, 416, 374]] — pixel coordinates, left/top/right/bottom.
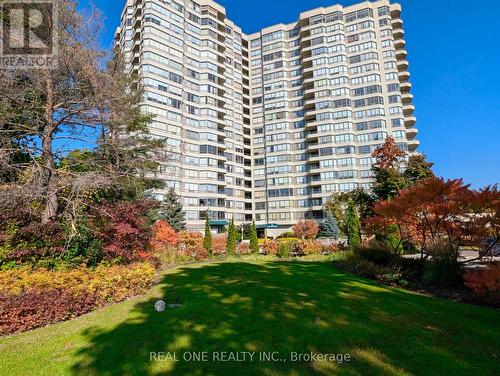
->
[[179, 231, 208, 260], [322, 243, 340, 254], [294, 240, 322, 255], [151, 220, 179, 249], [463, 266, 500, 295], [93, 200, 156, 262], [262, 240, 279, 255], [292, 220, 319, 240], [0, 289, 98, 335], [237, 242, 251, 255], [211, 235, 227, 255]]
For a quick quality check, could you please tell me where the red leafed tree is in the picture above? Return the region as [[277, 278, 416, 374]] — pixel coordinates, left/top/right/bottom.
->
[[95, 200, 156, 262], [371, 136, 406, 169], [365, 177, 500, 262], [293, 220, 320, 240], [151, 220, 179, 249]]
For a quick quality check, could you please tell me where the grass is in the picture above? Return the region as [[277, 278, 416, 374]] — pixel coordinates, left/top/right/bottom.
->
[[0, 256, 498, 375]]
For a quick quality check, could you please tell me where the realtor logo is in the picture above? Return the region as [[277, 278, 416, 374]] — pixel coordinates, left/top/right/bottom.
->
[[1, 0, 58, 69]]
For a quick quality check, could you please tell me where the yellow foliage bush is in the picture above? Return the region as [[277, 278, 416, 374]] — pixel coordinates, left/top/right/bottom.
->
[[0, 262, 156, 304]]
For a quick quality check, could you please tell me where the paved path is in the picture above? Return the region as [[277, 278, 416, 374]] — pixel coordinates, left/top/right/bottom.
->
[[403, 250, 500, 266]]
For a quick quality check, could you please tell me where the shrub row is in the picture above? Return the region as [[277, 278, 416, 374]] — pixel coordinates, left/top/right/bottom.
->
[[463, 265, 500, 296], [0, 262, 155, 335], [261, 239, 335, 257], [1, 200, 157, 269]]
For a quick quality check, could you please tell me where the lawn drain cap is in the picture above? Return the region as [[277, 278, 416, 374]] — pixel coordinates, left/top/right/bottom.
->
[[154, 300, 166, 312]]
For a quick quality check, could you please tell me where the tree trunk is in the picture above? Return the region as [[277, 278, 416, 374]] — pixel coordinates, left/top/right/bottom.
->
[[41, 76, 58, 224]]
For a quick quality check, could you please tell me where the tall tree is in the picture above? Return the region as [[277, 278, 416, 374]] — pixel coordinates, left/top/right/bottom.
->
[[98, 51, 166, 199], [203, 215, 212, 255], [322, 210, 340, 240], [371, 136, 407, 200], [346, 200, 361, 251], [372, 168, 408, 201], [0, 1, 107, 224], [148, 188, 186, 231], [226, 219, 237, 255], [372, 136, 406, 170], [293, 220, 319, 240], [404, 154, 434, 184], [249, 220, 259, 253], [0, 2, 166, 227], [324, 188, 374, 234]]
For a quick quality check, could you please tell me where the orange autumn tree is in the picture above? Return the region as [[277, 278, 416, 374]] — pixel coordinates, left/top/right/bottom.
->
[[151, 220, 179, 250], [371, 136, 408, 200], [365, 177, 500, 261], [293, 220, 320, 240], [372, 136, 406, 169]]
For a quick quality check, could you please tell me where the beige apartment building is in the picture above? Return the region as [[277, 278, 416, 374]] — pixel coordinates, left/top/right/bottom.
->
[[115, 0, 418, 234]]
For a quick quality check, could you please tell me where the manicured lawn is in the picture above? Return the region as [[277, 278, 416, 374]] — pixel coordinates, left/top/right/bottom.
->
[[0, 257, 498, 375]]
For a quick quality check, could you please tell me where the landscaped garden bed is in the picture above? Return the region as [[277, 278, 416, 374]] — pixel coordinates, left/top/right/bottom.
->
[[0, 257, 498, 376]]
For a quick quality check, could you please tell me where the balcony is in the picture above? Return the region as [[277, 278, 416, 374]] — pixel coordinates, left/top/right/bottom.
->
[[398, 71, 410, 82], [400, 81, 412, 92], [403, 104, 415, 115], [395, 49, 407, 60], [407, 139, 420, 152], [405, 115, 417, 127], [401, 93, 413, 104], [391, 3, 402, 18], [406, 128, 418, 138], [306, 131, 318, 141], [394, 38, 406, 49], [392, 17, 403, 29], [392, 28, 404, 39], [397, 60, 409, 71]]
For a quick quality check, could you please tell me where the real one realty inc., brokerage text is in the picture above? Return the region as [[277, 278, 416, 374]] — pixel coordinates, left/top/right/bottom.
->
[[150, 351, 351, 364]]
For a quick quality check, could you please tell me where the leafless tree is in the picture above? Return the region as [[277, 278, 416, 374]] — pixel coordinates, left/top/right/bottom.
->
[[0, 0, 166, 228]]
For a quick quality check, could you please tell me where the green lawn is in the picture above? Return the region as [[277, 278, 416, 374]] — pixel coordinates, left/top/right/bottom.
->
[[0, 257, 498, 376]]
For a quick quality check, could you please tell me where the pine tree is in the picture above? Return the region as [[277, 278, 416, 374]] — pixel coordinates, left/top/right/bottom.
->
[[322, 210, 340, 240], [149, 187, 186, 231], [346, 200, 361, 251], [203, 215, 212, 254], [226, 218, 237, 255], [250, 220, 259, 253]]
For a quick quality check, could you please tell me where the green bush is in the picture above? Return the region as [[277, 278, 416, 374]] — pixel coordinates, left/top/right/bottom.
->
[[278, 237, 299, 243], [355, 245, 394, 265], [330, 251, 354, 263], [278, 231, 295, 239], [278, 242, 292, 258]]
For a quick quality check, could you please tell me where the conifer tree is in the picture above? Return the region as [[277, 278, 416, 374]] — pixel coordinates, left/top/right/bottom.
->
[[249, 220, 259, 253], [149, 188, 186, 231], [226, 218, 237, 255], [322, 210, 340, 240], [203, 215, 212, 254], [346, 200, 361, 250]]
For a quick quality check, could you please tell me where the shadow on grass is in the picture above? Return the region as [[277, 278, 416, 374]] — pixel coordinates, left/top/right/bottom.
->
[[70, 261, 499, 376]]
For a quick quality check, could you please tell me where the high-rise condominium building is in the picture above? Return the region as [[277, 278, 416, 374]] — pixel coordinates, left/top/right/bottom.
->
[[115, 0, 418, 234]]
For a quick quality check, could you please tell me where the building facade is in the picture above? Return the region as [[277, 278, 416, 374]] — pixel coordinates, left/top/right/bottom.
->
[[115, 0, 418, 233]]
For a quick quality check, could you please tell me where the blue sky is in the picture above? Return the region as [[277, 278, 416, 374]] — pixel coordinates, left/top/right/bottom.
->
[[81, 0, 500, 187]]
